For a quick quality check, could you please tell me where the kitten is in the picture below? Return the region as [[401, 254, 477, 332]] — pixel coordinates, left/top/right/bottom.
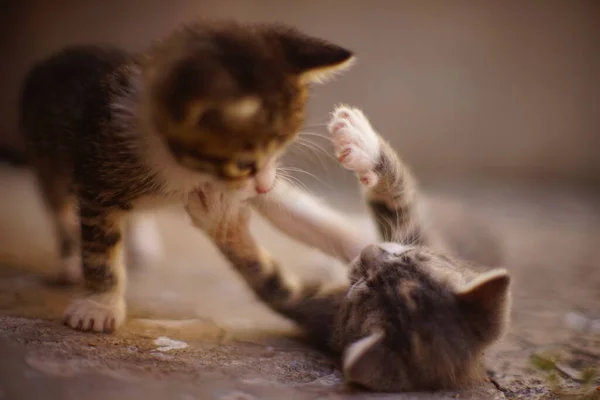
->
[[19, 21, 362, 333], [187, 106, 511, 391]]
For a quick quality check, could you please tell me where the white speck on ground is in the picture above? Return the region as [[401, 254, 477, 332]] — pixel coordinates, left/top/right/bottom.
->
[[154, 336, 188, 352]]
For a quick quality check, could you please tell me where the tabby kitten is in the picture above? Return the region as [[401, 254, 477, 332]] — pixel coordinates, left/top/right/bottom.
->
[[20, 21, 358, 333], [187, 105, 512, 391]]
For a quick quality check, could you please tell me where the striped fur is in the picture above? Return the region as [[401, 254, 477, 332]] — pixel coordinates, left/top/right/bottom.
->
[[19, 22, 354, 333], [192, 106, 511, 392]]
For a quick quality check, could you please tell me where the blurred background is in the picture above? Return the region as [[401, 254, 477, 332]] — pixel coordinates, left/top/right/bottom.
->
[[1, 0, 599, 185], [0, 2, 599, 398]]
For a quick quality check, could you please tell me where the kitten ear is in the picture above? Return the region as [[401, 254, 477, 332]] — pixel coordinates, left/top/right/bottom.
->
[[455, 268, 510, 312], [456, 269, 511, 341], [342, 331, 385, 387], [269, 27, 355, 84]]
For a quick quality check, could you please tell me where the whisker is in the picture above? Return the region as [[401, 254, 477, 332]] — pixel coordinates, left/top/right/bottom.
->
[[302, 123, 328, 130], [289, 140, 335, 175], [279, 166, 333, 189], [277, 172, 313, 195], [293, 140, 334, 160], [299, 130, 331, 140]]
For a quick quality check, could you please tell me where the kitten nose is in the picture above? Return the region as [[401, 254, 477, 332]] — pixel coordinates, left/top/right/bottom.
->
[[255, 184, 271, 194], [360, 244, 383, 263]]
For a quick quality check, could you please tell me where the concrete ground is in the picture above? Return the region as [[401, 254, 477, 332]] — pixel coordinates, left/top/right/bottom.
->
[[0, 166, 599, 400]]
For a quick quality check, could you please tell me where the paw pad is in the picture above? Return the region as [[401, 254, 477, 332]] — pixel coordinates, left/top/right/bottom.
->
[[327, 106, 380, 187]]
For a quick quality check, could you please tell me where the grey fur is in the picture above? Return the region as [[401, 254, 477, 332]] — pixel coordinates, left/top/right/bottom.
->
[[193, 107, 512, 392]]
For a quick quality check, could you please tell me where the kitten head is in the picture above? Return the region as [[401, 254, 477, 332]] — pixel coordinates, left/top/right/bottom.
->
[[143, 21, 354, 193], [335, 242, 511, 392]]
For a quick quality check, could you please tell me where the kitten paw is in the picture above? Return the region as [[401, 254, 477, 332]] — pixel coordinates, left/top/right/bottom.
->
[[185, 186, 251, 238], [63, 292, 126, 333], [327, 105, 380, 187]]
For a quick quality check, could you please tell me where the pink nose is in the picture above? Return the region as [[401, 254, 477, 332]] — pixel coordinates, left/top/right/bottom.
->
[[255, 185, 271, 194]]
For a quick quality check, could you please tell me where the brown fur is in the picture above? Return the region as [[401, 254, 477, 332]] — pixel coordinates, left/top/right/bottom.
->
[[142, 22, 351, 184], [19, 21, 353, 332]]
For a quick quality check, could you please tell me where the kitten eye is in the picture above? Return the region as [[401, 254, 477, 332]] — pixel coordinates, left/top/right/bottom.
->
[[197, 108, 221, 128], [236, 160, 257, 174]]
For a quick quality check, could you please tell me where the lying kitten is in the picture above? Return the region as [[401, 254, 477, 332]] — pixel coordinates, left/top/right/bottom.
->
[[188, 106, 511, 391], [20, 21, 368, 333]]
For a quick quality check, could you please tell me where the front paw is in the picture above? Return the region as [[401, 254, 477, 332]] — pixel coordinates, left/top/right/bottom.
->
[[328, 105, 381, 187], [185, 186, 250, 238], [63, 292, 126, 333]]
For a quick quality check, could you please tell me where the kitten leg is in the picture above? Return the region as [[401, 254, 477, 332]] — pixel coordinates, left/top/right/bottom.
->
[[36, 170, 82, 284], [63, 200, 126, 332], [251, 180, 370, 263], [328, 105, 425, 245], [124, 212, 164, 269], [186, 189, 339, 339], [50, 197, 82, 283]]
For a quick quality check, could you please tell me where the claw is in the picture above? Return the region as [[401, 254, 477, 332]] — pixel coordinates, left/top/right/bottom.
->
[[338, 148, 352, 162]]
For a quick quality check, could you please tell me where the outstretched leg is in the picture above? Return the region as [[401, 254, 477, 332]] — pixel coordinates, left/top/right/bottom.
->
[[250, 180, 370, 263], [186, 187, 339, 340], [328, 105, 426, 246], [186, 188, 297, 307]]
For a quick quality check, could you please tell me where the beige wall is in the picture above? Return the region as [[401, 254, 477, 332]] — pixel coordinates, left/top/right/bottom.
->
[[2, 0, 599, 184]]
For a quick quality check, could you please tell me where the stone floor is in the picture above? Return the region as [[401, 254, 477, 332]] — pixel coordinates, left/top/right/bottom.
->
[[0, 166, 599, 400]]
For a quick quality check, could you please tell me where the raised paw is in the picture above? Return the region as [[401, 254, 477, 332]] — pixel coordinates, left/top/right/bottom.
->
[[327, 105, 381, 187], [63, 292, 126, 333]]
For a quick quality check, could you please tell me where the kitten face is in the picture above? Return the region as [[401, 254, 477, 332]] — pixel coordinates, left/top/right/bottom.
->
[[336, 243, 511, 391], [144, 22, 354, 193]]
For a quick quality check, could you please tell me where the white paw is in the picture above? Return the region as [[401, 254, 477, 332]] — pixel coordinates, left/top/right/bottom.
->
[[63, 292, 126, 333], [185, 186, 250, 237], [327, 105, 380, 187], [185, 187, 227, 233]]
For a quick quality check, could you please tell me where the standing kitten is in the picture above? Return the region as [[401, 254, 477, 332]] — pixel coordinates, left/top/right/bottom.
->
[[188, 106, 511, 391], [20, 21, 362, 333]]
